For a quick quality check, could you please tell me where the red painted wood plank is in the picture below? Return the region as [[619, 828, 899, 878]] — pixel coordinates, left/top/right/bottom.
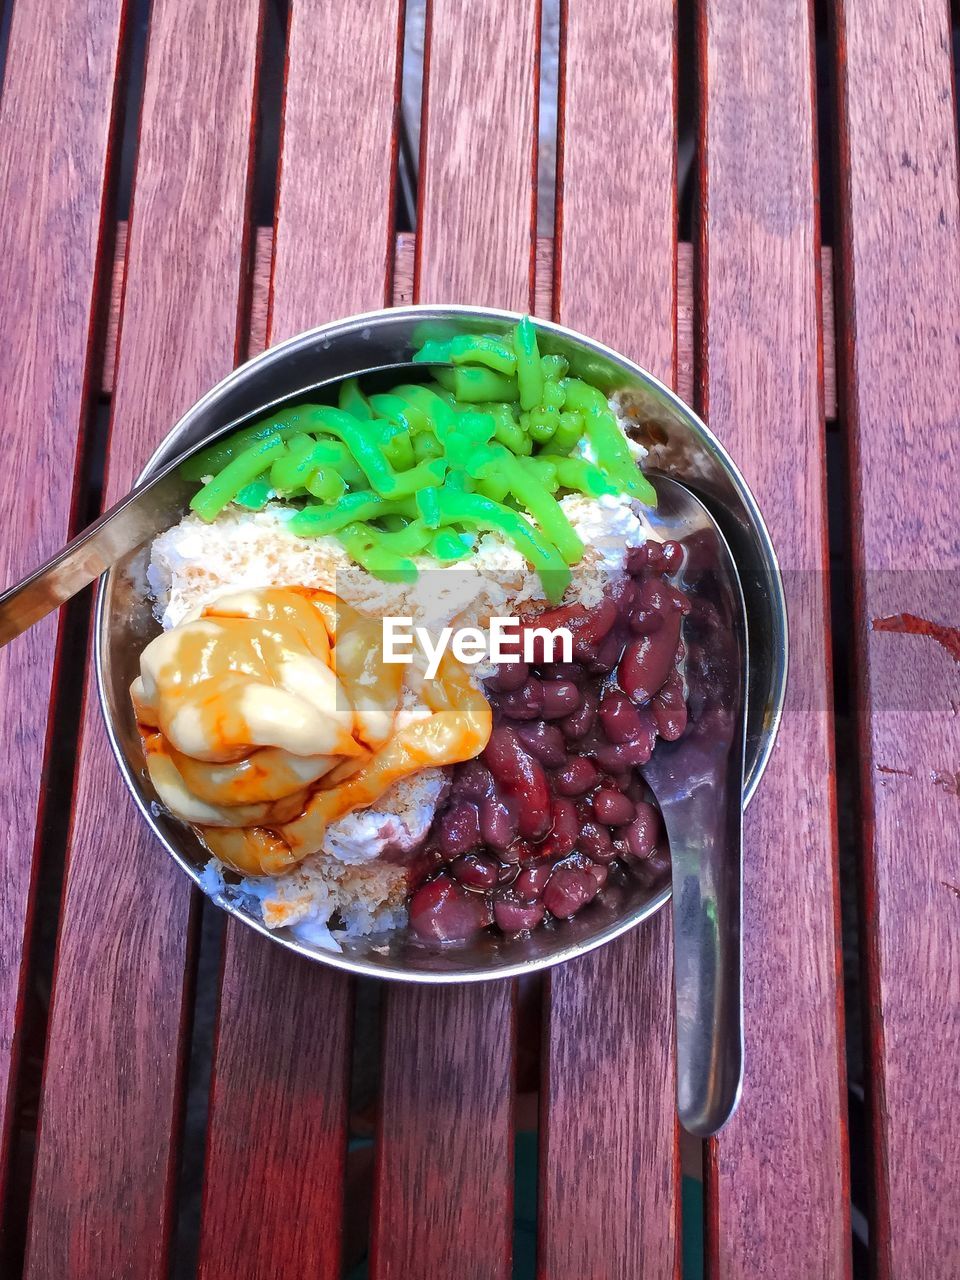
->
[[413, 0, 539, 309], [0, 0, 129, 1207], [538, 1, 681, 1276], [542, 922, 680, 1277], [370, 4, 539, 1277], [196, 5, 405, 1278], [833, 0, 960, 1273], [22, 3, 263, 1276], [698, 1, 850, 1275], [106, 227, 838, 417], [371, 984, 518, 1280]]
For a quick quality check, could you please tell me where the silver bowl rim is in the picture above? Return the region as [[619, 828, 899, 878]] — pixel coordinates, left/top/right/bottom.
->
[[95, 302, 787, 984]]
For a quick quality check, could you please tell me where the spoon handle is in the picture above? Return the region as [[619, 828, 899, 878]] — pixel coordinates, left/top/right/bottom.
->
[[667, 752, 744, 1137], [0, 362, 429, 648], [0, 477, 181, 647]]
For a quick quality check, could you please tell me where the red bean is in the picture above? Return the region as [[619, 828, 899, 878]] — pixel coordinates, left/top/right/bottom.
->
[[627, 575, 676, 635], [438, 801, 481, 857], [514, 861, 553, 901], [653, 689, 688, 740], [578, 821, 615, 863], [541, 680, 581, 719], [618, 801, 661, 858], [599, 689, 647, 743], [482, 726, 552, 839], [494, 895, 546, 934], [629, 608, 665, 636], [453, 760, 495, 802], [497, 862, 520, 887], [648, 845, 672, 878], [516, 720, 567, 768], [629, 844, 672, 888], [595, 736, 655, 770], [520, 604, 581, 662], [610, 576, 638, 613], [587, 863, 609, 890], [659, 669, 684, 699], [450, 852, 499, 890], [560, 689, 597, 740], [525, 599, 618, 662], [569, 597, 619, 659], [592, 787, 636, 825], [618, 610, 682, 704], [478, 797, 519, 850], [625, 541, 661, 573], [646, 540, 666, 569], [661, 540, 683, 573], [543, 866, 598, 919], [589, 628, 626, 673], [497, 677, 544, 720], [633, 577, 671, 615], [485, 659, 529, 693], [553, 756, 599, 796], [538, 795, 579, 858], [409, 875, 492, 943]]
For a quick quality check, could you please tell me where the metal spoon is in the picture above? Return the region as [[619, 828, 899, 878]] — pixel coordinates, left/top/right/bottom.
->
[[639, 473, 747, 1137], [0, 362, 423, 647]]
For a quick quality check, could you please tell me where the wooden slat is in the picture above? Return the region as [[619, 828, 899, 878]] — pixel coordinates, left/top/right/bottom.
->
[[371, 985, 518, 1280], [23, 2, 263, 1275], [0, 0, 128, 1207], [412, 0, 539, 311], [833, 0, 960, 1273], [103, 229, 838, 417], [699, 1, 850, 1275], [196, 5, 405, 1277], [538, 2, 681, 1276], [369, 3, 538, 1277]]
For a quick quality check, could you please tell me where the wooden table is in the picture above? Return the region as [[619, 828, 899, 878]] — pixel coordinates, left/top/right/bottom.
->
[[0, 1, 957, 1276]]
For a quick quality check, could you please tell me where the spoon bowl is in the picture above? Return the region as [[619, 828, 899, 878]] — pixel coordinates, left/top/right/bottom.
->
[[639, 474, 746, 1136]]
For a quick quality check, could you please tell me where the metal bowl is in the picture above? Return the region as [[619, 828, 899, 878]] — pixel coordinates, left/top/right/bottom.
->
[[96, 305, 787, 983]]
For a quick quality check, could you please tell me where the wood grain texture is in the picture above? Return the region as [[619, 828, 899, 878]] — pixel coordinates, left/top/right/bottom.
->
[[200, 939, 354, 1280], [413, 0, 539, 310], [833, 0, 960, 1273], [265, 1, 402, 338], [370, 984, 518, 1280], [196, 5, 405, 1278], [538, 1, 681, 1276], [22, 2, 263, 1276], [370, 4, 539, 1277], [552, 0, 677, 383], [699, 1, 850, 1276], [105, 230, 837, 416], [0, 0, 128, 1208], [541, 920, 681, 1278]]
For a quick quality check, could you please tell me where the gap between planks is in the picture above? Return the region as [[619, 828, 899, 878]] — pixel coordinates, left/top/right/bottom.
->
[[102, 226, 837, 419]]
